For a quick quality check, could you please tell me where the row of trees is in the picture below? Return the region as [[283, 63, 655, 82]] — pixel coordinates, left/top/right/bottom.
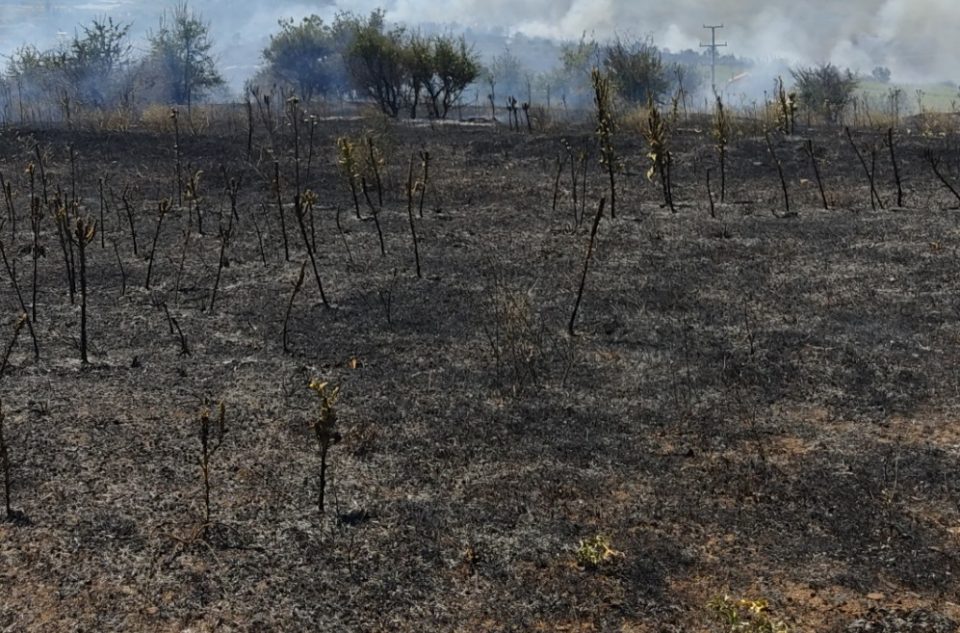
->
[[7, 3, 224, 118], [259, 10, 480, 119], [257, 14, 705, 118], [2, 2, 865, 125]]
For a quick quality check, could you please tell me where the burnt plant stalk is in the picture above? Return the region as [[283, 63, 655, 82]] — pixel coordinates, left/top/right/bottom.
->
[[925, 150, 960, 206], [198, 403, 226, 531], [245, 98, 254, 159], [53, 200, 76, 304], [208, 212, 233, 312], [714, 96, 729, 202], [366, 136, 384, 208], [568, 196, 605, 336], [417, 150, 430, 219], [293, 191, 329, 307], [144, 200, 170, 290], [706, 168, 716, 218], [844, 127, 883, 211], [406, 154, 422, 278], [764, 131, 790, 215], [72, 217, 95, 364], [119, 186, 138, 255], [172, 108, 183, 207], [97, 178, 107, 248], [0, 399, 13, 520], [0, 173, 14, 241], [29, 195, 40, 323], [252, 210, 267, 266], [274, 161, 291, 262], [33, 145, 48, 205], [0, 315, 25, 377], [282, 261, 306, 353], [805, 139, 829, 210], [361, 176, 387, 256], [112, 240, 126, 296], [0, 240, 38, 359], [552, 151, 567, 212], [887, 127, 904, 207], [334, 205, 355, 265]]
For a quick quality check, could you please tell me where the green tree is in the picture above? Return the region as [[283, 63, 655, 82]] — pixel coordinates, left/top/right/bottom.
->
[[421, 35, 479, 118], [145, 2, 223, 110], [340, 9, 409, 117], [790, 63, 858, 124], [7, 17, 132, 111], [65, 17, 132, 106], [603, 36, 670, 104], [262, 15, 346, 101], [404, 32, 433, 118]]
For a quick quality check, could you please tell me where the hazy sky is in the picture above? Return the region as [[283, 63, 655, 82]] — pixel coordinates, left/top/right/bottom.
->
[[365, 0, 958, 82], [1, 0, 957, 86]]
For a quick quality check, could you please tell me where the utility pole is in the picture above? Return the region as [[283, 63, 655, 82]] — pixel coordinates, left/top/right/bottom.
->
[[701, 24, 727, 97]]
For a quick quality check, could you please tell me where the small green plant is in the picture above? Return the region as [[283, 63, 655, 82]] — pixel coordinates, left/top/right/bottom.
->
[[574, 534, 622, 568], [591, 68, 619, 219], [308, 379, 341, 514], [644, 97, 675, 213], [774, 77, 796, 135], [707, 595, 789, 633], [336, 136, 363, 220]]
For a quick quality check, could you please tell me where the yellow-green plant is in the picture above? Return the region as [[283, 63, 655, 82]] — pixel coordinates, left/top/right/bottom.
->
[[308, 379, 341, 514], [336, 136, 363, 220], [774, 77, 796, 135], [591, 68, 619, 219], [707, 595, 789, 633], [574, 534, 622, 569], [644, 98, 675, 213]]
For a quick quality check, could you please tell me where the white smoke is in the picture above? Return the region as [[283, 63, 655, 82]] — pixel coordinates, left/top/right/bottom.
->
[[365, 0, 960, 83], [0, 0, 956, 91]]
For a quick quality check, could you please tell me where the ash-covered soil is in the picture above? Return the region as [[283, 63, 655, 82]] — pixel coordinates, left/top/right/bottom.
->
[[0, 113, 959, 631]]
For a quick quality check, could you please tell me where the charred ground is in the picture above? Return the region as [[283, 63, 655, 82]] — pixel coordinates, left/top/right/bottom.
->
[[0, 112, 959, 632]]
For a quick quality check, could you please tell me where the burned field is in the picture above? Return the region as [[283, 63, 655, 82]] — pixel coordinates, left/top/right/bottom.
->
[[0, 113, 959, 631]]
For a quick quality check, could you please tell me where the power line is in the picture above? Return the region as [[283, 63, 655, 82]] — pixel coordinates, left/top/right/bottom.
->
[[701, 24, 727, 97]]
